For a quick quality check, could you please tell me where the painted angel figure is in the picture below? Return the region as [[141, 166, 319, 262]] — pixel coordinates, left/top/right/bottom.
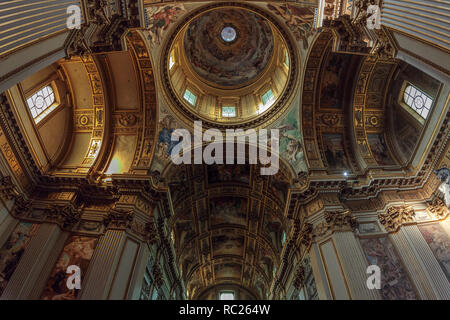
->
[[146, 5, 185, 46]]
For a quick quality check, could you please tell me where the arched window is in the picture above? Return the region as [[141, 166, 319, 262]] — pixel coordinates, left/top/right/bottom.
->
[[402, 83, 433, 120], [26, 85, 57, 123]]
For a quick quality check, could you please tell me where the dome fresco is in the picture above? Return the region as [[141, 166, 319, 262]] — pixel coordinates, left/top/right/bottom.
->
[[184, 8, 274, 87]]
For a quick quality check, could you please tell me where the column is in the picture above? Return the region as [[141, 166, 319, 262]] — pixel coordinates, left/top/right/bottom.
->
[[0, 223, 66, 299]]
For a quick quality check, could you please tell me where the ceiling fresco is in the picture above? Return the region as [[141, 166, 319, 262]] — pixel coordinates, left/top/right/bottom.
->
[[145, 3, 187, 47], [166, 163, 292, 299], [184, 8, 274, 87], [266, 3, 317, 49]]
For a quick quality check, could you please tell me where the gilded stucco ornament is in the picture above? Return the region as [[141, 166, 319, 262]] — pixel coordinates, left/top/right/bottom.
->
[[378, 205, 415, 233], [0, 176, 18, 200], [104, 208, 135, 229], [312, 211, 358, 238], [293, 265, 305, 291], [426, 197, 449, 220]]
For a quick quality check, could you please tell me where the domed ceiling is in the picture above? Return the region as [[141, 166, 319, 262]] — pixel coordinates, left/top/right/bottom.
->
[[184, 8, 274, 87], [162, 3, 298, 128]]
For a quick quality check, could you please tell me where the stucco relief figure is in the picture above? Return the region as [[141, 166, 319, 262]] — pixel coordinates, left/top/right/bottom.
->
[[435, 168, 450, 207], [146, 4, 186, 47]]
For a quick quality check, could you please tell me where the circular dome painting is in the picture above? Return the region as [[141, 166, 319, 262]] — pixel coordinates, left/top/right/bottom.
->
[[184, 9, 274, 87]]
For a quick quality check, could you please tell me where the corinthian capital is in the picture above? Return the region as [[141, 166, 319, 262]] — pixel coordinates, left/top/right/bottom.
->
[[104, 207, 134, 229], [378, 206, 415, 233]]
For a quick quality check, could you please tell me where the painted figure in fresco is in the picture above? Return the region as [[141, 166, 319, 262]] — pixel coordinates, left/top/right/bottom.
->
[[156, 115, 181, 163], [320, 53, 351, 109], [419, 224, 450, 281], [210, 198, 246, 225], [267, 4, 315, 49], [276, 107, 307, 174], [212, 235, 244, 255], [369, 134, 393, 165], [208, 165, 250, 184], [146, 5, 185, 46], [361, 238, 416, 300], [41, 237, 97, 300], [325, 142, 348, 170], [0, 223, 36, 296], [184, 9, 274, 87]]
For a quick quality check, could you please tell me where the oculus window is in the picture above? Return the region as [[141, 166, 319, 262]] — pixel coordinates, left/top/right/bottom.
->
[[26, 85, 57, 124], [219, 291, 235, 300], [222, 106, 236, 118], [221, 26, 237, 43], [183, 89, 197, 106], [402, 83, 433, 120]]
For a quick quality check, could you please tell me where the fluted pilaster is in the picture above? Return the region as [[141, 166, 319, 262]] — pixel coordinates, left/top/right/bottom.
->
[[333, 231, 381, 300], [389, 228, 436, 299], [403, 224, 450, 299]]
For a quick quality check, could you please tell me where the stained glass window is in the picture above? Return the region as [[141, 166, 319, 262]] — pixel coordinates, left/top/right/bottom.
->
[[26, 85, 56, 123], [403, 83, 433, 120]]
